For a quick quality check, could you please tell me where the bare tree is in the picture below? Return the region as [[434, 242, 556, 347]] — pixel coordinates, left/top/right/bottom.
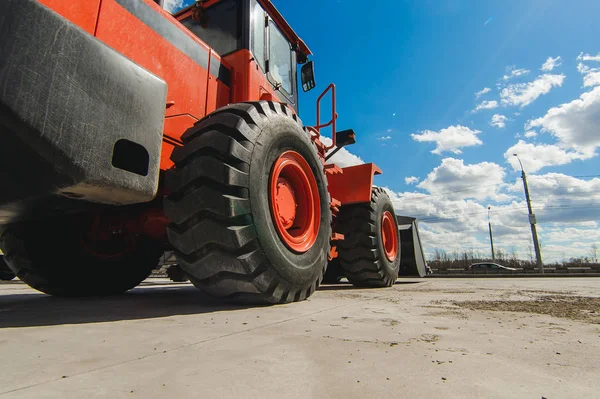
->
[[526, 241, 534, 266], [590, 243, 599, 264], [440, 249, 448, 262], [495, 248, 505, 262], [510, 246, 518, 261], [452, 249, 460, 262]]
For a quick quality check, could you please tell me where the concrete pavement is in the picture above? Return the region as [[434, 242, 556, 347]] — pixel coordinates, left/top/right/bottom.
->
[[1, 278, 599, 398]]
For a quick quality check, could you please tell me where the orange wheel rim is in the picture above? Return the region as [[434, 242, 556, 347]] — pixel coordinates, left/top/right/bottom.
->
[[381, 211, 398, 262], [269, 151, 320, 253]]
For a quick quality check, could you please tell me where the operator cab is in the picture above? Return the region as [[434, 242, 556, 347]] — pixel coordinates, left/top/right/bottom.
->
[[157, 0, 316, 110]]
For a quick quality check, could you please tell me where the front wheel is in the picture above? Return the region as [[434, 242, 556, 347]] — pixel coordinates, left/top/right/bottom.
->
[[335, 187, 400, 287], [165, 101, 331, 304]]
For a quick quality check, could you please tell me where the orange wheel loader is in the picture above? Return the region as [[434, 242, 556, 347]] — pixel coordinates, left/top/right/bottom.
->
[[0, 0, 401, 303]]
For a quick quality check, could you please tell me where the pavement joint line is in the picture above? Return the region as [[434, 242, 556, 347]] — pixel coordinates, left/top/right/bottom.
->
[[0, 297, 371, 396]]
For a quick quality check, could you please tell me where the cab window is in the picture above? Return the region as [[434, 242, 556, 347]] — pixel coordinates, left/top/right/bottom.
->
[[251, 0, 266, 72], [268, 20, 293, 95], [177, 0, 242, 56]]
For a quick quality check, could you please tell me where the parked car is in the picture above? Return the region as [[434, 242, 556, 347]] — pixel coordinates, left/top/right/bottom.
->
[[468, 262, 517, 271]]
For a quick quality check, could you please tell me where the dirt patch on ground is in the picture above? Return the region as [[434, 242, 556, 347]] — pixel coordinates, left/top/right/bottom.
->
[[425, 310, 469, 320], [453, 295, 600, 324], [419, 333, 440, 343]]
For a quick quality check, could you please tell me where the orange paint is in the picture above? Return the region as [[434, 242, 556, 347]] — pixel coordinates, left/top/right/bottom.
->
[[269, 151, 320, 253], [327, 163, 382, 206], [381, 211, 398, 261], [36, 0, 380, 246], [38, 0, 102, 34]]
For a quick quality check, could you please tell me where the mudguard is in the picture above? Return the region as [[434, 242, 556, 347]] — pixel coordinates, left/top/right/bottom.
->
[[0, 0, 167, 226]]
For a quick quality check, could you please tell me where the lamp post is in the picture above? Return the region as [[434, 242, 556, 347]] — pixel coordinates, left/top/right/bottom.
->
[[513, 154, 543, 273], [488, 207, 495, 261]]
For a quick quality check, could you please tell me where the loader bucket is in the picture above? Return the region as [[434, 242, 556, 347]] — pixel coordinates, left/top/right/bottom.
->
[[396, 216, 431, 277]]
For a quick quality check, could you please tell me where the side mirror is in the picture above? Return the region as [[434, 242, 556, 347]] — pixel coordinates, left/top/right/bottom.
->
[[301, 61, 316, 92]]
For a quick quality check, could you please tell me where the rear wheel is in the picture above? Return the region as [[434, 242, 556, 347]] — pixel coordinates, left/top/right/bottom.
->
[[0, 213, 163, 296], [335, 187, 400, 287], [0, 256, 15, 281], [165, 101, 331, 304]]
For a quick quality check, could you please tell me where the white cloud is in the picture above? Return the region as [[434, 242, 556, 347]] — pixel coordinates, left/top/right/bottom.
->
[[320, 137, 364, 168], [500, 74, 565, 107], [384, 187, 530, 259], [510, 173, 600, 225], [544, 227, 600, 243], [474, 100, 499, 111], [163, 0, 184, 13], [385, 171, 600, 262], [503, 67, 530, 81], [577, 63, 600, 87], [554, 221, 598, 228], [577, 52, 600, 62], [526, 85, 600, 155], [405, 176, 420, 185], [504, 140, 591, 173], [377, 136, 392, 141], [524, 131, 537, 138], [417, 158, 509, 201], [411, 125, 482, 155], [490, 114, 508, 128], [475, 87, 491, 99], [540, 56, 562, 72]]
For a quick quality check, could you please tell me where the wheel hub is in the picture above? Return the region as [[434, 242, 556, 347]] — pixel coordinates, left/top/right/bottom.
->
[[381, 211, 398, 262], [269, 151, 320, 253], [275, 178, 297, 228]]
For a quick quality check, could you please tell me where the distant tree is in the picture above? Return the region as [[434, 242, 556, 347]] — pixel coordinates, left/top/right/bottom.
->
[[495, 248, 505, 261], [526, 241, 534, 265], [510, 246, 518, 261], [450, 249, 458, 262], [590, 243, 599, 264]]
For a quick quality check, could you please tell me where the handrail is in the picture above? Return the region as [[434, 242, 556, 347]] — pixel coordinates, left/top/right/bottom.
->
[[314, 83, 337, 151]]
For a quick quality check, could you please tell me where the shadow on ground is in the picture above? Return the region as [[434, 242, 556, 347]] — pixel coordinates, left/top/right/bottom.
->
[[0, 282, 256, 329], [0, 279, 424, 329], [317, 280, 423, 291]]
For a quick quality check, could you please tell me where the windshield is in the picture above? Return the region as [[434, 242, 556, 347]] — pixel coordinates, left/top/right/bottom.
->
[[179, 0, 240, 55]]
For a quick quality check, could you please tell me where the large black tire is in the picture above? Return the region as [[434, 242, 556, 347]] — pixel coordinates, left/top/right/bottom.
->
[[335, 187, 400, 287], [0, 256, 15, 281], [0, 216, 164, 296], [165, 101, 331, 304]]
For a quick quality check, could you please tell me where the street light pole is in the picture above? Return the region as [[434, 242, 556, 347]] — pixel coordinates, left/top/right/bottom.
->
[[488, 207, 495, 261], [513, 154, 544, 273]]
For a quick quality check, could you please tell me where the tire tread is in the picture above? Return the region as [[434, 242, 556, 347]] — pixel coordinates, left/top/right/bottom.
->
[[165, 101, 328, 304]]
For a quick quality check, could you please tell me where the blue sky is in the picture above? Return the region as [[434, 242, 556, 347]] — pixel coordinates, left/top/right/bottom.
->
[[284, 0, 600, 183], [279, 0, 600, 263], [167, 0, 600, 262]]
